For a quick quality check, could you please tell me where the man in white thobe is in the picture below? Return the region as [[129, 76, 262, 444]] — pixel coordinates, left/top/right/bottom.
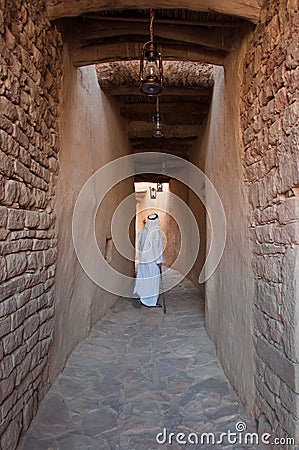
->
[[134, 213, 163, 308]]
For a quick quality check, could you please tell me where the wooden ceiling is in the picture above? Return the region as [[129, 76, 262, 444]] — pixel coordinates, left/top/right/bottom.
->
[[96, 59, 214, 161], [51, 6, 256, 171], [57, 8, 253, 67]]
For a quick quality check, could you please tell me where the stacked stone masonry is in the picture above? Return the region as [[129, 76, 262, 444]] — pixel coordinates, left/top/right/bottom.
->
[[0, 1, 62, 449], [241, 0, 299, 445]]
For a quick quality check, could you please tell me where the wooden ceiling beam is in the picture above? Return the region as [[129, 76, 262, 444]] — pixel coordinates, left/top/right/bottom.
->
[[71, 41, 226, 66], [81, 14, 246, 28], [100, 85, 211, 96], [128, 121, 201, 139], [134, 174, 172, 183], [133, 152, 189, 161], [120, 102, 209, 115], [130, 137, 197, 149], [64, 19, 234, 52], [132, 147, 189, 157], [46, 0, 261, 24]]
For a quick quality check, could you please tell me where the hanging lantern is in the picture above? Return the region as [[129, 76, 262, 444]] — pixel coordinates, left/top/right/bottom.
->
[[139, 10, 163, 96], [152, 96, 164, 138], [149, 186, 157, 199]]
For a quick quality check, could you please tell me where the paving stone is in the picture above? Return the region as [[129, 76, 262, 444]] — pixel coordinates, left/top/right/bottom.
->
[[91, 378, 123, 398], [26, 393, 76, 438], [18, 270, 259, 449], [67, 396, 102, 414], [81, 409, 118, 437], [101, 396, 124, 415], [18, 436, 58, 450], [62, 366, 100, 380], [194, 351, 217, 366], [126, 427, 177, 450], [57, 434, 106, 450]]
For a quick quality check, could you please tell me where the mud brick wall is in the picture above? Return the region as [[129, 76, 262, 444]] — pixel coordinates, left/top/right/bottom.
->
[[0, 1, 62, 448], [241, 0, 299, 443]]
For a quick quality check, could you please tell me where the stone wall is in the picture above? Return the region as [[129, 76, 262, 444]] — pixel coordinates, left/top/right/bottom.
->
[[240, 0, 299, 443], [0, 1, 62, 449]]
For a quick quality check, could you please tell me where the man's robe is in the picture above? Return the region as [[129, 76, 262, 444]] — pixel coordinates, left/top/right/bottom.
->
[[134, 218, 163, 306]]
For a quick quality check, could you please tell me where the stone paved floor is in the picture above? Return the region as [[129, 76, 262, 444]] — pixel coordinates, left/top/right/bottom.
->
[[18, 271, 260, 450]]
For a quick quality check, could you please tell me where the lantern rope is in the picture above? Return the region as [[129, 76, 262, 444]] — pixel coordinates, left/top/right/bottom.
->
[[150, 9, 154, 42]]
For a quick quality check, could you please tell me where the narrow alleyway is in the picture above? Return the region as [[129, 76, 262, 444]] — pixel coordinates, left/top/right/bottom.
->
[[18, 271, 258, 450]]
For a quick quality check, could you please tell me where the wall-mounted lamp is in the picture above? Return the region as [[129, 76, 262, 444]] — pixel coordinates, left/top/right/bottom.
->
[[139, 10, 163, 96], [152, 97, 164, 138], [157, 182, 163, 192], [149, 186, 157, 199]]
